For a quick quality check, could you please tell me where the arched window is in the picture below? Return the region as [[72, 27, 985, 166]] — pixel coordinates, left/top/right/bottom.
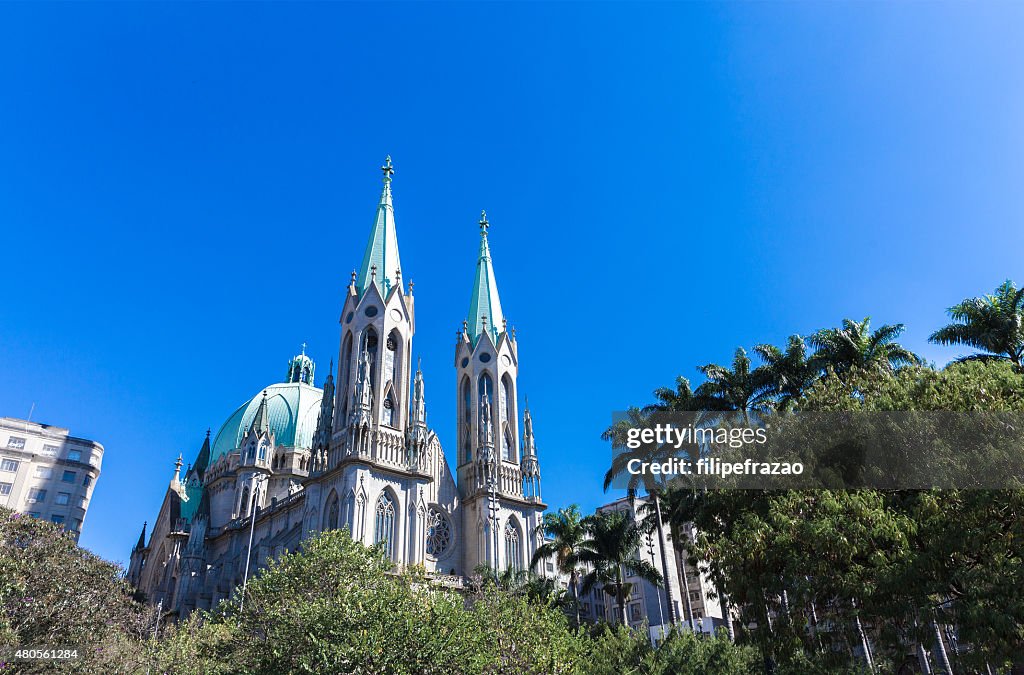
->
[[380, 386, 396, 427], [503, 424, 515, 463], [339, 332, 353, 424], [501, 376, 515, 461], [374, 492, 396, 559], [504, 518, 521, 571], [363, 328, 379, 392], [246, 442, 256, 464], [461, 377, 472, 463], [258, 442, 266, 461], [240, 487, 250, 517], [324, 491, 339, 530], [383, 329, 401, 417]]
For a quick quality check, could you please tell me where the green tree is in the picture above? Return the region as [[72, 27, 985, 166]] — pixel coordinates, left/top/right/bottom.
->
[[0, 508, 153, 674], [809, 317, 920, 375], [696, 347, 775, 423], [753, 334, 818, 411], [174, 529, 588, 674], [531, 505, 588, 626], [929, 279, 1024, 368], [578, 511, 663, 627]]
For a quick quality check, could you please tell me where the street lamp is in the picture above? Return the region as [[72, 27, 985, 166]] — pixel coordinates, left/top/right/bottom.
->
[[239, 473, 268, 613], [487, 475, 500, 583], [646, 532, 665, 644]]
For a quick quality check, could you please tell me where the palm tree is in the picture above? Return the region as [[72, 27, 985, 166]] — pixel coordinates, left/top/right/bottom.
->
[[530, 505, 588, 627], [578, 511, 662, 626], [753, 335, 818, 411], [603, 406, 690, 627], [929, 279, 1024, 368], [645, 375, 704, 416], [810, 317, 920, 375], [696, 347, 775, 424]]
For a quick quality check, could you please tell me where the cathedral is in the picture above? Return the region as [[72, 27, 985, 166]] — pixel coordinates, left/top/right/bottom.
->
[[127, 158, 546, 615]]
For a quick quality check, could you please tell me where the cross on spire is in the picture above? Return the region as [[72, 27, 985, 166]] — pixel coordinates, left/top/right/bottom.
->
[[381, 155, 394, 182], [479, 210, 489, 235]]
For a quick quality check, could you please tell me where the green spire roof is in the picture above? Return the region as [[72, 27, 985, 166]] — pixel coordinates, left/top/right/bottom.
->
[[356, 156, 403, 298], [467, 210, 504, 344]]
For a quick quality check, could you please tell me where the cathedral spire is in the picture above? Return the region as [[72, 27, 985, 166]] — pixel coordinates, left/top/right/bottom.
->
[[467, 211, 505, 345], [356, 156, 403, 298], [193, 429, 211, 480], [134, 521, 148, 551], [313, 360, 335, 455], [249, 391, 270, 436]]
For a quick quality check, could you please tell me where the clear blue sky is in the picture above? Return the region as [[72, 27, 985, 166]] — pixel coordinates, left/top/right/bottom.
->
[[1, 2, 1022, 565]]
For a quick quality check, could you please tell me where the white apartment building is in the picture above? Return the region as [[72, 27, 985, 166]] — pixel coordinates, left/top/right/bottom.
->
[[0, 416, 103, 540], [579, 496, 732, 643]]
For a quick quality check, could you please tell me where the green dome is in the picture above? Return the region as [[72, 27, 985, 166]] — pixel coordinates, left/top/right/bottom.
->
[[210, 382, 324, 464]]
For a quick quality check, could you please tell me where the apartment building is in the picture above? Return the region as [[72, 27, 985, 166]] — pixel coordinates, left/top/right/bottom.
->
[[0, 416, 103, 540]]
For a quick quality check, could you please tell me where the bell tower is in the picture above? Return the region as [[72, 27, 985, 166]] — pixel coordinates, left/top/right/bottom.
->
[[456, 212, 545, 574]]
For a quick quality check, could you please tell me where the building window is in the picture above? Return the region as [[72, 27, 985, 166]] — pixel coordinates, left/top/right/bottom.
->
[[62, 470, 76, 483], [41, 444, 59, 458], [28, 512, 40, 518], [27, 488, 47, 503], [71, 518, 82, 531], [83, 475, 92, 487], [373, 492, 396, 559], [1, 459, 19, 472], [66, 450, 82, 462], [56, 492, 70, 506], [690, 590, 701, 602], [425, 508, 452, 557], [629, 603, 643, 622], [504, 519, 521, 571], [0, 482, 11, 496], [7, 437, 26, 450], [51, 515, 65, 525], [34, 466, 53, 479], [324, 492, 339, 530]]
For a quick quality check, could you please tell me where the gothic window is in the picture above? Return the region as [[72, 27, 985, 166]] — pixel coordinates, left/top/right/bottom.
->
[[505, 518, 521, 571], [246, 442, 256, 464], [380, 391, 395, 427], [339, 332, 353, 423], [425, 508, 452, 558], [364, 328, 379, 392], [258, 442, 266, 461], [501, 376, 515, 461], [461, 377, 472, 462], [240, 487, 250, 517], [324, 491, 339, 530], [502, 424, 515, 463], [374, 492, 396, 560]]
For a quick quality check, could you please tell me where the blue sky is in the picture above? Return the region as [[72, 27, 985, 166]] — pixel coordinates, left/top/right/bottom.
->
[[1, 2, 1022, 565]]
